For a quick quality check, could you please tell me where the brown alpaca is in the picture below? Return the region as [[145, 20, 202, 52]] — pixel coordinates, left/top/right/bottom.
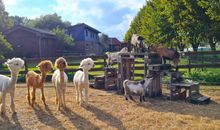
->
[[26, 60, 53, 107]]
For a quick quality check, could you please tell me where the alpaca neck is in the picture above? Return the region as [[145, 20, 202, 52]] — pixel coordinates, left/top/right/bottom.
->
[[60, 70, 65, 85], [40, 72, 47, 84], [10, 72, 18, 86], [83, 69, 89, 81]]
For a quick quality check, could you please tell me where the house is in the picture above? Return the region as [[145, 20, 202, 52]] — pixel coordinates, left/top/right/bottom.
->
[[108, 37, 123, 52], [66, 23, 103, 55], [4, 25, 61, 58]]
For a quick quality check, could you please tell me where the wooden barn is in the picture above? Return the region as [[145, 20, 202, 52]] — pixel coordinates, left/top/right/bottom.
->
[[4, 25, 61, 58]]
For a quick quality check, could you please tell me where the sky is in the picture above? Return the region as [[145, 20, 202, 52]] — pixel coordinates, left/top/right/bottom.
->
[[2, 0, 146, 41]]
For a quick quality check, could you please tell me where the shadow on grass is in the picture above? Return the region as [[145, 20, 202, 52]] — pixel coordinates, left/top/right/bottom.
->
[[33, 104, 67, 130], [61, 107, 99, 130], [86, 105, 125, 130], [137, 96, 220, 120], [0, 113, 23, 130]]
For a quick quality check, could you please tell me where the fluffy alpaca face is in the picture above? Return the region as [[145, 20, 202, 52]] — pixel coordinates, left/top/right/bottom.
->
[[55, 57, 67, 71], [79, 58, 94, 70], [37, 60, 53, 73], [4, 58, 24, 73]]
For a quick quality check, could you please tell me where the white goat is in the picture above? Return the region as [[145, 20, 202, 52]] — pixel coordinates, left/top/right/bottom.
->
[[123, 77, 153, 102], [106, 47, 128, 66], [73, 58, 94, 106], [52, 57, 68, 110], [0, 58, 24, 114], [131, 34, 145, 53]]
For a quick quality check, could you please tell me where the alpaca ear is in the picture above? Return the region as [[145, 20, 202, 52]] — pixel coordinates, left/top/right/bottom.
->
[[4, 59, 10, 65], [79, 65, 83, 69]]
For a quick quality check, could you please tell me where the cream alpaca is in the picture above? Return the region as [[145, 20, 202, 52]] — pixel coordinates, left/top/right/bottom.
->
[[73, 58, 94, 106], [52, 57, 68, 110], [0, 58, 24, 114], [26, 60, 53, 107]]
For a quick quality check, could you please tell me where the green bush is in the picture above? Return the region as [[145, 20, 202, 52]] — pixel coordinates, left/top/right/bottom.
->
[[184, 70, 220, 85]]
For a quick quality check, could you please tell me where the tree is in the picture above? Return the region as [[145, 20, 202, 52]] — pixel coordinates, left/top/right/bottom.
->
[[0, 32, 13, 59], [30, 13, 71, 30], [10, 16, 30, 25], [52, 27, 74, 48], [0, 0, 13, 31], [98, 33, 110, 51]]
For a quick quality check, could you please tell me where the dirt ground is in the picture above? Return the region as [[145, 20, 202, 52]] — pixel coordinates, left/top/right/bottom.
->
[[0, 83, 220, 130]]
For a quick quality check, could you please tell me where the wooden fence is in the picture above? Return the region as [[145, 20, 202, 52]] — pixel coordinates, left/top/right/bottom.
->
[[1, 51, 220, 76]]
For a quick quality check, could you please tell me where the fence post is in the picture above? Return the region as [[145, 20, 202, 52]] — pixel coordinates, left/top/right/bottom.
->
[[24, 58, 28, 74], [188, 56, 191, 74], [103, 55, 107, 67]]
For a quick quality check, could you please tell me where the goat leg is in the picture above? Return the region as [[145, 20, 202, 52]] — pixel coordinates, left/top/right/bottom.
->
[[139, 96, 142, 102], [129, 95, 134, 101], [143, 96, 146, 102]]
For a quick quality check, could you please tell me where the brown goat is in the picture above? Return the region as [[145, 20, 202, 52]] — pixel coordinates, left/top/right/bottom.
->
[[148, 44, 180, 66], [26, 60, 53, 107]]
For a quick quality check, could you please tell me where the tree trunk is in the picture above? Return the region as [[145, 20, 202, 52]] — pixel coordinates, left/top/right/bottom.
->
[[191, 43, 199, 52], [178, 43, 185, 51], [208, 37, 216, 51]]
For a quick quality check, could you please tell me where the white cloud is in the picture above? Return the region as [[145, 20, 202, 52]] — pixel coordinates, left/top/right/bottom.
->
[[104, 14, 134, 40], [53, 0, 103, 24], [2, 0, 18, 6], [107, 0, 145, 11]]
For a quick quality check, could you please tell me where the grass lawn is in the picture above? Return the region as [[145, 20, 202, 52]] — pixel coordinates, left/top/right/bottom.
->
[[0, 84, 220, 130]]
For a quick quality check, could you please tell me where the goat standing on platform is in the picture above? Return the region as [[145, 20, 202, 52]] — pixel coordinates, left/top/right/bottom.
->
[[106, 47, 128, 66], [148, 44, 180, 66]]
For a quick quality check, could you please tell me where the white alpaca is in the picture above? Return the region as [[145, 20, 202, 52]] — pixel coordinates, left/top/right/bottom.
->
[[73, 58, 94, 106], [0, 58, 24, 114], [52, 57, 68, 110]]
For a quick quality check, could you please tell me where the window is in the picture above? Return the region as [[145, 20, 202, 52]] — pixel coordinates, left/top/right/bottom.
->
[[85, 30, 88, 36], [90, 31, 92, 38]]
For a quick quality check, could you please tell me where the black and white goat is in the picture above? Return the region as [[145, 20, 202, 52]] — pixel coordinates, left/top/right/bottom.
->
[[123, 77, 153, 102]]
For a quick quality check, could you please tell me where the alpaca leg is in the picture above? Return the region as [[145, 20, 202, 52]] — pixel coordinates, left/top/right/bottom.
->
[[10, 92, 16, 114], [75, 84, 80, 104], [41, 87, 46, 106], [0, 92, 6, 114], [62, 89, 66, 107], [55, 87, 58, 105], [79, 88, 83, 105], [31, 88, 36, 107], [56, 89, 61, 110], [27, 84, 31, 105], [85, 87, 89, 106]]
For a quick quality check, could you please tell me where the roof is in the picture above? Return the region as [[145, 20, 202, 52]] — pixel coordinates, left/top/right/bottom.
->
[[68, 23, 100, 33], [109, 37, 122, 45], [4, 24, 55, 36]]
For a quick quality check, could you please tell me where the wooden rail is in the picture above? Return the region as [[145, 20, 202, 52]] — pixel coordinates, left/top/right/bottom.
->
[[1, 51, 220, 77]]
